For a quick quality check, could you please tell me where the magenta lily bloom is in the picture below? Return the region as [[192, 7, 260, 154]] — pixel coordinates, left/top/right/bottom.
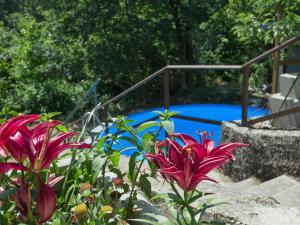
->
[[145, 132, 248, 191], [0, 114, 91, 223], [0, 114, 40, 160], [0, 115, 90, 173]]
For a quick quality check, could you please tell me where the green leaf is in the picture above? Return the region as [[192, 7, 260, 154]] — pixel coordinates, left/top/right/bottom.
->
[[188, 190, 214, 204], [92, 155, 106, 174], [119, 136, 139, 147], [162, 120, 174, 135], [96, 136, 107, 152], [129, 212, 176, 225], [127, 218, 159, 225], [109, 151, 120, 167], [153, 111, 164, 117], [0, 188, 17, 201], [55, 124, 68, 132], [128, 152, 139, 183], [40, 112, 62, 121], [151, 192, 179, 202], [167, 111, 179, 117], [200, 221, 227, 225], [136, 121, 160, 133], [144, 213, 176, 225], [142, 132, 155, 153], [140, 174, 152, 198], [195, 199, 229, 215]]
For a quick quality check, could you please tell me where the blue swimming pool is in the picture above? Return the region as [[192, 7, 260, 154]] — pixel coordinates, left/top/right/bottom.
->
[[99, 104, 267, 155]]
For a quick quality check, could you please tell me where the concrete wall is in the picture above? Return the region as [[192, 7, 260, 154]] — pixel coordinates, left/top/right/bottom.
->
[[220, 122, 300, 181]]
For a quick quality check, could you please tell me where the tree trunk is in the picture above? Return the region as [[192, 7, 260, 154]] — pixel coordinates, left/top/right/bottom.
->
[[169, 0, 195, 89]]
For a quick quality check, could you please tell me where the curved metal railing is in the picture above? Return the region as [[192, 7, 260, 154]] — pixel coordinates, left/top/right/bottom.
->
[[68, 34, 300, 133]]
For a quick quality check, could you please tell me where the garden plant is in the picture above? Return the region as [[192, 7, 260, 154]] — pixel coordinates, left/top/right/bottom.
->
[[0, 110, 247, 224]]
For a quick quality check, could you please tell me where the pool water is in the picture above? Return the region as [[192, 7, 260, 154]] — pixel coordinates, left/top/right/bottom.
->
[[99, 104, 267, 156]]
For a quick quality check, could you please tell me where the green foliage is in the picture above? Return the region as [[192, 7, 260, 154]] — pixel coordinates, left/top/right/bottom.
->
[[230, 0, 300, 44], [1, 0, 294, 118]]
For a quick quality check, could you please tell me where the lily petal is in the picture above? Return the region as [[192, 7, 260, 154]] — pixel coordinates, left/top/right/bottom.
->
[[41, 143, 91, 169], [48, 174, 64, 187], [209, 143, 248, 157], [0, 115, 40, 140], [0, 142, 7, 157], [37, 181, 56, 223], [197, 157, 228, 175], [6, 131, 31, 162], [171, 133, 198, 144], [31, 120, 61, 138], [188, 175, 218, 191], [0, 163, 28, 174]]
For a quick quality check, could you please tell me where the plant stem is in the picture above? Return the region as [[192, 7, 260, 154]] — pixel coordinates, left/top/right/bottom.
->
[[61, 149, 76, 196], [170, 182, 182, 201], [21, 170, 25, 185], [184, 191, 196, 225], [126, 157, 145, 218], [101, 158, 109, 202]]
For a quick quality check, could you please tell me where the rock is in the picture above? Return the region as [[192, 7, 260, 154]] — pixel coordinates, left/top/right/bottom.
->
[[220, 121, 300, 181]]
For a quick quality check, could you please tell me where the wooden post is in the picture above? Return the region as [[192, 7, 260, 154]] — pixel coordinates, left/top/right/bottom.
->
[[241, 66, 250, 126], [272, 36, 280, 93], [164, 69, 170, 110], [271, 0, 283, 94], [103, 104, 109, 135]]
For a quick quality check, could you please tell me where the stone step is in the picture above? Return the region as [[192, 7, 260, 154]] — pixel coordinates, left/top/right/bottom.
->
[[117, 156, 300, 224], [273, 183, 300, 210], [199, 178, 300, 225], [279, 73, 300, 99], [268, 93, 300, 128], [253, 175, 299, 197], [206, 194, 300, 225], [231, 177, 261, 192]]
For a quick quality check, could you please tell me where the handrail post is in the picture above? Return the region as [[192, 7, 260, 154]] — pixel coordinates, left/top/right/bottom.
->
[[164, 69, 170, 110], [241, 66, 251, 126], [103, 104, 109, 134]]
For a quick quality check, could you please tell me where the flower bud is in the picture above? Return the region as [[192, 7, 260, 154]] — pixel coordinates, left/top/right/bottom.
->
[[112, 177, 123, 187], [101, 205, 113, 214], [15, 183, 31, 219], [110, 190, 122, 201], [79, 183, 92, 193], [74, 203, 88, 216]]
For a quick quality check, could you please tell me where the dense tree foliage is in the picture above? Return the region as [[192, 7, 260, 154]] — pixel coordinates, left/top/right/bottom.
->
[[0, 0, 299, 119]]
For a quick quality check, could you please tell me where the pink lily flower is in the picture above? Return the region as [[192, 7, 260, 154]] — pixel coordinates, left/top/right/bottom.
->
[[0, 114, 40, 160], [145, 132, 248, 191], [0, 115, 90, 172], [0, 114, 91, 222]]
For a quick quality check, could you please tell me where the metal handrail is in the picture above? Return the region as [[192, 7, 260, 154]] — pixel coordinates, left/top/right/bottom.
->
[[241, 34, 300, 69], [91, 65, 242, 111], [65, 80, 100, 123], [70, 34, 300, 128]]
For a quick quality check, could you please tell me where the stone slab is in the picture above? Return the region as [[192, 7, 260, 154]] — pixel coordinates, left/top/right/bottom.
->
[[279, 73, 300, 99], [254, 175, 299, 196], [273, 183, 300, 210], [268, 93, 300, 128], [231, 177, 261, 192]]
